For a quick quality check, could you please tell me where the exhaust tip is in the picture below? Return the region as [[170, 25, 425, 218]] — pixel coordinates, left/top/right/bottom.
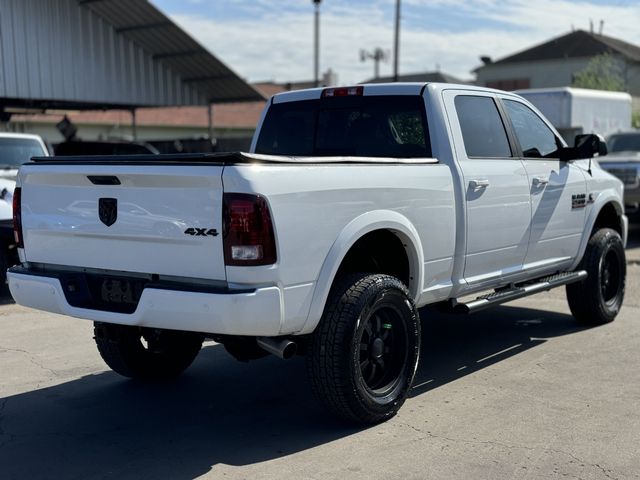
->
[[280, 341, 297, 360], [256, 337, 297, 360]]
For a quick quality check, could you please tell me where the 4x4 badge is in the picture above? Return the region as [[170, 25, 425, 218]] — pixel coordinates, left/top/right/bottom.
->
[[98, 198, 118, 226], [184, 227, 219, 237]]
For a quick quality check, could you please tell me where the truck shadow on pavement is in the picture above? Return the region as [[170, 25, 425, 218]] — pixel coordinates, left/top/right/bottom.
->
[[0, 302, 588, 479], [411, 305, 582, 397]]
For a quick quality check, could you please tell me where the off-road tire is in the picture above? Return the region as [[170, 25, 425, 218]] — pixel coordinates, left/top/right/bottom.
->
[[306, 274, 420, 424], [566, 228, 626, 325], [94, 322, 204, 381]]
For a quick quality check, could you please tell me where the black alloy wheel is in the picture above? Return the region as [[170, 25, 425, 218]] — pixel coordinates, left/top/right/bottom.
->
[[358, 304, 408, 395]]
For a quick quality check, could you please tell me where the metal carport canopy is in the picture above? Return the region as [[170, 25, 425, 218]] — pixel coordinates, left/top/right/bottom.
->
[[80, 0, 265, 104], [0, 0, 264, 111]]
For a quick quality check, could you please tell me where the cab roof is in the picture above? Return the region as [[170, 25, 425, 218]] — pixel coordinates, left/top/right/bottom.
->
[[270, 82, 519, 104]]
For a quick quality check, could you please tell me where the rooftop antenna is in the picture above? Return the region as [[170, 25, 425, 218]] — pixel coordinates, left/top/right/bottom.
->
[[589, 19, 593, 33], [599, 20, 604, 35]]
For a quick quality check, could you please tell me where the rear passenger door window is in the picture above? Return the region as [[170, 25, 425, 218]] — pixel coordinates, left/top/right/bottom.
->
[[503, 100, 561, 158], [454, 95, 512, 158]]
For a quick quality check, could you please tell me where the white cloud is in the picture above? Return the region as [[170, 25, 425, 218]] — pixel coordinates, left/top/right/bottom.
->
[[169, 0, 640, 84]]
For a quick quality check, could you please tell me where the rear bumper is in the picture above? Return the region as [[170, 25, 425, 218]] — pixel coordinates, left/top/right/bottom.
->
[[8, 270, 285, 336]]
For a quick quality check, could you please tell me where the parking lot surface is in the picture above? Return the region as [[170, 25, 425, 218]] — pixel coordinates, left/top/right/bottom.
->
[[1, 229, 639, 480]]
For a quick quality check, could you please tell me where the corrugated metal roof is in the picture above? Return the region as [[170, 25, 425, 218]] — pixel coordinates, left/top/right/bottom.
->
[[0, 0, 264, 110], [78, 0, 264, 103]]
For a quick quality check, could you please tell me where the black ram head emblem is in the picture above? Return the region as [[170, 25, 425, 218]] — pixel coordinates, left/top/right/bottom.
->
[[98, 198, 118, 227]]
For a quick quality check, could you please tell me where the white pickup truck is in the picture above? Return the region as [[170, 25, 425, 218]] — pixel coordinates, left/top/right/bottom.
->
[[8, 83, 627, 423]]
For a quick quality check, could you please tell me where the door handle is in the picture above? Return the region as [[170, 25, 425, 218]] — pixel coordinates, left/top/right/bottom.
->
[[469, 179, 490, 191], [532, 176, 549, 186]]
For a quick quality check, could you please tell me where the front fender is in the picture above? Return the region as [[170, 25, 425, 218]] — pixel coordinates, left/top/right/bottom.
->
[[297, 210, 424, 335], [569, 190, 626, 271]]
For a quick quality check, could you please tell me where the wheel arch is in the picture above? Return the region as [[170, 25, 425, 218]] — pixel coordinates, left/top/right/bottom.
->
[[298, 210, 424, 335], [570, 194, 627, 271], [591, 201, 624, 236]]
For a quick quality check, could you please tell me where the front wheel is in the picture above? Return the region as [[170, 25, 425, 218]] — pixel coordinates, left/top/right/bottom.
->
[[566, 228, 626, 325], [306, 274, 421, 424], [94, 323, 204, 381]]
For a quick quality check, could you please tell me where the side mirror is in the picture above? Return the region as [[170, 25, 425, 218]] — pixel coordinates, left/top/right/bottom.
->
[[574, 133, 607, 157], [560, 133, 607, 161]]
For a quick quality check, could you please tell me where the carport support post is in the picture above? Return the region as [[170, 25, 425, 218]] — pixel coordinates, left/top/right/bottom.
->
[[208, 103, 214, 141], [130, 108, 137, 141]]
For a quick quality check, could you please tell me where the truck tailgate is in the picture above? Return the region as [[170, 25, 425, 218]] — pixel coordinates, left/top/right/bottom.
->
[[19, 164, 226, 281]]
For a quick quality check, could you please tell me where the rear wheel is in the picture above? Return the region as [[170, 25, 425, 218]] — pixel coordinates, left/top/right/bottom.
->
[[94, 322, 204, 381], [566, 228, 626, 325], [307, 274, 420, 424]]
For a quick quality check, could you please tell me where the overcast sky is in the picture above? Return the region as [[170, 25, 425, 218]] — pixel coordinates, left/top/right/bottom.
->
[[151, 0, 640, 85]]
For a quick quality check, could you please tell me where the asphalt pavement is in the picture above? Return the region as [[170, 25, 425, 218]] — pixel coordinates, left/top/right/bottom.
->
[[1, 229, 639, 479]]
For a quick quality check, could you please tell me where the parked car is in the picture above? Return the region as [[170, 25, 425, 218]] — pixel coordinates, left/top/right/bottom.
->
[[8, 83, 627, 423], [54, 140, 158, 156], [599, 131, 640, 219], [0, 133, 49, 284]]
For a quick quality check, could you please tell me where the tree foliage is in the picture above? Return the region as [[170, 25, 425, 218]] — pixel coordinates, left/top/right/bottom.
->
[[572, 53, 626, 92]]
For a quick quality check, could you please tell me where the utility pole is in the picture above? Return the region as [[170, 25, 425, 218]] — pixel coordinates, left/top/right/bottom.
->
[[313, 0, 322, 87], [393, 0, 401, 81], [360, 48, 389, 79]]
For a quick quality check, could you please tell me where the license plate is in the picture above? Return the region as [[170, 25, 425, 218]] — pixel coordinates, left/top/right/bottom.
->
[[101, 279, 136, 305]]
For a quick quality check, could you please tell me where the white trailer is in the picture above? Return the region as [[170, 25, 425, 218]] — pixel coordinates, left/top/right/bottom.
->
[[515, 87, 632, 143]]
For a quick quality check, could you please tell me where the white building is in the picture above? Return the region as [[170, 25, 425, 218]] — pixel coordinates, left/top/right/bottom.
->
[[474, 30, 640, 112]]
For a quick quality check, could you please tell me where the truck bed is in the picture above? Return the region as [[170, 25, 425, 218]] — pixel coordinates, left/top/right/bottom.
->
[[29, 152, 438, 165]]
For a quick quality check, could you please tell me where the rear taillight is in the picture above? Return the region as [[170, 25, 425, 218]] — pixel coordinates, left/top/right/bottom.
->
[[13, 187, 23, 248], [223, 193, 277, 266]]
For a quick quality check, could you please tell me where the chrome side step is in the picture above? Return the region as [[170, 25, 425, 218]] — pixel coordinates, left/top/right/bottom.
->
[[454, 270, 587, 314]]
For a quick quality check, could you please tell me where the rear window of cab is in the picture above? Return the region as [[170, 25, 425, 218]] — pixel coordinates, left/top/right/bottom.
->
[[255, 96, 432, 158]]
